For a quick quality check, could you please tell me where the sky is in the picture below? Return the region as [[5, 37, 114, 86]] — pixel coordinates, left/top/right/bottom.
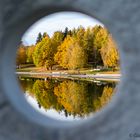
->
[[22, 12, 103, 46]]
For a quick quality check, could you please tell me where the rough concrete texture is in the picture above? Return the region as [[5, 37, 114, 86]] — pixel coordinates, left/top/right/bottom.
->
[[0, 0, 140, 140]]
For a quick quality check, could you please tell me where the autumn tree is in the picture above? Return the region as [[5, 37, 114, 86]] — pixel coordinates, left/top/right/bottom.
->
[[54, 80, 94, 117], [26, 45, 35, 64], [16, 44, 27, 67], [51, 31, 64, 53], [33, 36, 57, 69], [52, 31, 64, 43], [54, 36, 87, 69], [99, 85, 115, 108], [43, 32, 47, 38], [16, 25, 119, 70], [93, 83, 116, 111], [74, 26, 85, 46], [33, 80, 62, 110], [69, 44, 87, 70], [33, 39, 45, 67], [83, 27, 94, 65], [100, 36, 119, 68], [92, 26, 109, 66], [54, 36, 72, 69]]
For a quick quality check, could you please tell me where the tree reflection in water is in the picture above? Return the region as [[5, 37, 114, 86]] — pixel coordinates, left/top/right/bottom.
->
[[19, 78, 117, 119]]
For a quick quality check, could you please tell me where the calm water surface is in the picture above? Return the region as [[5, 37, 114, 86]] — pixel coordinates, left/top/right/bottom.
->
[[19, 77, 118, 121]]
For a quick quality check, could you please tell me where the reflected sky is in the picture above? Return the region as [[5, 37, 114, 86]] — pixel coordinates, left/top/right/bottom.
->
[[25, 92, 82, 121], [19, 78, 117, 121]]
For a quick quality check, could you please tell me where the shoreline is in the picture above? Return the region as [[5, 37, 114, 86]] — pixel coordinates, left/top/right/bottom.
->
[[16, 72, 121, 81]]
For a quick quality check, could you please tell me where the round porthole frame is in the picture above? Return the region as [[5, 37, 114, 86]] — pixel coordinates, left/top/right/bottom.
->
[[0, 4, 123, 130]]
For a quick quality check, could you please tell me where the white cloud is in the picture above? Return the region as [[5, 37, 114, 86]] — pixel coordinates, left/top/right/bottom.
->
[[22, 12, 103, 45]]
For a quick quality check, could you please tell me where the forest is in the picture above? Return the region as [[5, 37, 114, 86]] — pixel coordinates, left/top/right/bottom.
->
[[16, 25, 119, 71]]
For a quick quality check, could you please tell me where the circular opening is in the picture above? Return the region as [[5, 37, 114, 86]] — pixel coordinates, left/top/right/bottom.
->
[[2, 10, 121, 128], [16, 11, 120, 121]]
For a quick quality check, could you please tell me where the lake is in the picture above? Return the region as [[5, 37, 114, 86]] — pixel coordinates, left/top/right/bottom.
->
[[18, 77, 118, 121]]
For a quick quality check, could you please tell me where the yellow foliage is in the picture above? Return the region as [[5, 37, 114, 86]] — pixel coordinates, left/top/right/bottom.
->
[[16, 45, 27, 65], [54, 36, 87, 69], [100, 35, 119, 67]]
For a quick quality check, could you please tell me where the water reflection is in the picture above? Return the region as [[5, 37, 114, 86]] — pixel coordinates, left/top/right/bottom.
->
[[19, 77, 117, 121]]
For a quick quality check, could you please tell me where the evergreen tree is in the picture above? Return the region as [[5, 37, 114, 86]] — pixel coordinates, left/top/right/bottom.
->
[[63, 27, 69, 40], [36, 32, 43, 44]]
